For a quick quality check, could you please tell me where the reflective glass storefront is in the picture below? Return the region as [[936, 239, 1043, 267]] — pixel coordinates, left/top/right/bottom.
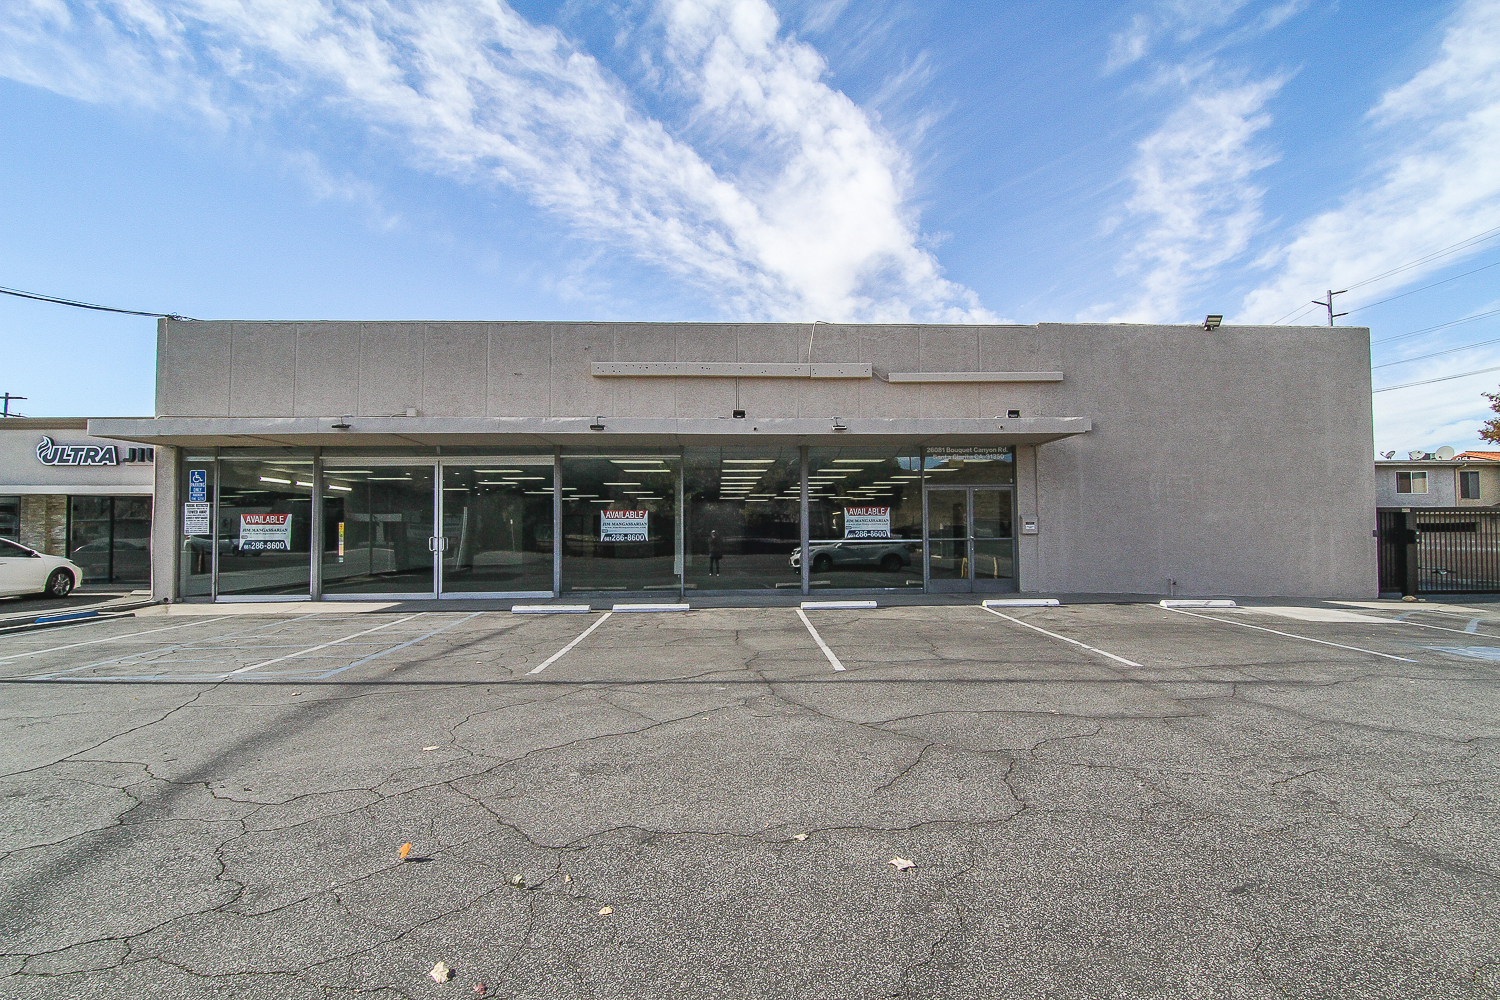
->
[[177, 445, 1016, 599], [67, 496, 152, 584]]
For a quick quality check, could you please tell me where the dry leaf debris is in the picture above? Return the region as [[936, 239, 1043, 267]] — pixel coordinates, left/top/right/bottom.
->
[[430, 961, 453, 982], [597, 906, 612, 916], [888, 857, 915, 871], [398, 843, 412, 861]]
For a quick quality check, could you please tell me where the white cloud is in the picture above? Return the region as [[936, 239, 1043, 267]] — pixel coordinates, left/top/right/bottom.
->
[[0, 0, 987, 323], [1104, 0, 1253, 72], [1241, 0, 1500, 324], [1091, 71, 1284, 322]]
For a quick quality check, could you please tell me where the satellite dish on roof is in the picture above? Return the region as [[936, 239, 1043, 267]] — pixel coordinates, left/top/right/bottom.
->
[[1436, 446, 1456, 460]]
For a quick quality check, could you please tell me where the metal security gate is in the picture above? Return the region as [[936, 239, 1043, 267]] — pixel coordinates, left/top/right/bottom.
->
[[1378, 508, 1500, 594]]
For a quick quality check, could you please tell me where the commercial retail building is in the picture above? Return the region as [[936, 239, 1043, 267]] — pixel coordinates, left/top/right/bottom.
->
[[90, 319, 1377, 602], [0, 418, 155, 585]]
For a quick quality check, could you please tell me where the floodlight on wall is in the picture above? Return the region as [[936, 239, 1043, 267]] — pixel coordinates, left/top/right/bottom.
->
[[1203, 315, 1223, 331], [733, 409, 746, 419], [331, 415, 352, 430], [590, 416, 606, 431], [832, 417, 848, 432], [1007, 409, 1021, 419]]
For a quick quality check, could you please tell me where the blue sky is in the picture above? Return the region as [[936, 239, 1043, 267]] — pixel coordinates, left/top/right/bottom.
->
[[1, 0, 1497, 457]]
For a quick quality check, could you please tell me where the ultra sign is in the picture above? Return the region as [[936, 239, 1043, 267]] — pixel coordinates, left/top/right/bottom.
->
[[36, 436, 117, 467]]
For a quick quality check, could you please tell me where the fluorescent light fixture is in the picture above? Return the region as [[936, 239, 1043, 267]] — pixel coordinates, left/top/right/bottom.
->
[[832, 459, 885, 464], [926, 467, 958, 472], [327, 485, 352, 492], [443, 487, 470, 491], [295, 481, 313, 487], [505, 476, 548, 481], [366, 476, 412, 481], [259, 476, 290, 484], [474, 469, 524, 473], [524, 490, 554, 494], [744, 499, 770, 502], [477, 480, 516, 485], [603, 482, 642, 486], [722, 459, 774, 464], [326, 469, 372, 473]]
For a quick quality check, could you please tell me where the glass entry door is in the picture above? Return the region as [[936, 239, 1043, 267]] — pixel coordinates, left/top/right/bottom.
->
[[439, 461, 555, 598], [924, 487, 1015, 592], [322, 464, 438, 598]]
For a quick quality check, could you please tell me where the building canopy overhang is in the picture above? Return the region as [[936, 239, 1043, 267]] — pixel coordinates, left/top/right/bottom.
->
[[88, 416, 1091, 450]]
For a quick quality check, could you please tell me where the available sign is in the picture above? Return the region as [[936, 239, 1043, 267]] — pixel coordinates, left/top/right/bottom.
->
[[238, 513, 293, 551], [600, 509, 648, 542], [844, 507, 891, 539]]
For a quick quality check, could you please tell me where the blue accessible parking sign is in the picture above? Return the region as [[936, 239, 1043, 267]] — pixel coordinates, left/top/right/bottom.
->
[[189, 469, 208, 503]]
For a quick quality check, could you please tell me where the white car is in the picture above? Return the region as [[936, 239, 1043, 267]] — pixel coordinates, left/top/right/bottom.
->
[[0, 537, 82, 598]]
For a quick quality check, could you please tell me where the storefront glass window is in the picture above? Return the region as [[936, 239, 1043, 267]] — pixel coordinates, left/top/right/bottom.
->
[[216, 459, 313, 597], [440, 462, 554, 595], [322, 465, 437, 596], [561, 453, 680, 594], [683, 447, 801, 591], [0, 497, 18, 541], [805, 447, 924, 590], [67, 496, 153, 585]]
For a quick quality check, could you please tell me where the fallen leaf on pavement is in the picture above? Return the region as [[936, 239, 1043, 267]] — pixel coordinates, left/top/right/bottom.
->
[[430, 962, 453, 982], [422, 746, 440, 751], [399, 843, 412, 861], [563, 874, 572, 883], [474, 983, 487, 995], [598, 906, 612, 915], [888, 857, 915, 871], [792, 834, 808, 841], [509, 874, 525, 887]]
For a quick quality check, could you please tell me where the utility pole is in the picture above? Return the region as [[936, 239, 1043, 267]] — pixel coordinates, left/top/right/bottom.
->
[[1311, 289, 1348, 326], [0, 393, 25, 417]]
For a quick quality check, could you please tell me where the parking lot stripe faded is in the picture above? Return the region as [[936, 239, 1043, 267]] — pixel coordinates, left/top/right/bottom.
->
[[795, 609, 846, 672], [0, 616, 234, 663], [528, 611, 613, 675], [224, 614, 426, 676], [24, 616, 326, 679], [979, 605, 1143, 667], [314, 612, 485, 679], [1164, 607, 1416, 662]]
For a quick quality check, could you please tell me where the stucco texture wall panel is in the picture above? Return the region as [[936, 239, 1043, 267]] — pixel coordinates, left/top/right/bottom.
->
[[157, 321, 231, 416], [422, 323, 487, 418], [487, 323, 551, 417], [228, 323, 296, 417], [358, 324, 423, 416], [294, 323, 360, 416], [548, 324, 610, 417]]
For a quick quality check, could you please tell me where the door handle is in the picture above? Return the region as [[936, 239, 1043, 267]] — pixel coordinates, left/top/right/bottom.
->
[[440, 536, 450, 552], [427, 536, 437, 552]]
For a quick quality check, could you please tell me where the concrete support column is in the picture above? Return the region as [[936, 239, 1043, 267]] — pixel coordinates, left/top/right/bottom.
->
[[152, 446, 179, 602], [1015, 444, 1041, 592]]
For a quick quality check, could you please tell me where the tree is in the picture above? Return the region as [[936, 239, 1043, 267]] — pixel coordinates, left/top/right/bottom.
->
[[1482, 389, 1500, 444]]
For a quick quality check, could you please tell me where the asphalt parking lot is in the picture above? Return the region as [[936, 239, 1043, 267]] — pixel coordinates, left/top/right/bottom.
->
[[1, 599, 1497, 999]]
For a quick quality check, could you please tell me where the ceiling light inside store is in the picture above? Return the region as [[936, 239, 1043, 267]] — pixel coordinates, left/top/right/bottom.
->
[[443, 487, 470, 491], [259, 476, 290, 484], [366, 476, 411, 481], [477, 481, 516, 485], [474, 469, 524, 473], [327, 485, 352, 491], [832, 459, 885, 464], [506, 476, 547, 481], [524, 490, 553, 494], [722, 459, 774, 464], [327, 470, 372, 474], [603, 482, 642, 486]]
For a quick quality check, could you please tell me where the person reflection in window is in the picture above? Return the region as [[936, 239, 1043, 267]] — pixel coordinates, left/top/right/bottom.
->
[[708, 529, 723, 576]]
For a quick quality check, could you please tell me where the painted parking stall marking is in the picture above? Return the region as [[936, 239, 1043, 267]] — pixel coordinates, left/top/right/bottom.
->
[[224, 614, 426, 676], [23, 615, 328, 680], [528, 611, 614, 675], [795, 608, 847, 672], [0, 616, 234, 663], [1163, 607, 1416, 662], [978, 604, 1143, 667]]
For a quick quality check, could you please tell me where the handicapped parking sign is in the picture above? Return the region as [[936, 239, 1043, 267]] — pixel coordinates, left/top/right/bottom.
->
[[189, 469, 208, 503]]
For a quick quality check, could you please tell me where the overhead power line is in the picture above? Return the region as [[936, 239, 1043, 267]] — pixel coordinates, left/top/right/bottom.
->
[[1372, 334, 1500, 370], [0, 284, 195, 320], [1373, 363, 1500, 393], [1345, 223, 1500, 291], [1274, 222, 1500, 324], [1345, 258, 1500, 315], [1371, 307, 1500, 346]]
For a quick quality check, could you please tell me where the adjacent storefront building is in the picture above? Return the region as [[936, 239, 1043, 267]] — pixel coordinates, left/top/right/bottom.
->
[[90, 319, 1378, 601], [0, 418, 155, 585]]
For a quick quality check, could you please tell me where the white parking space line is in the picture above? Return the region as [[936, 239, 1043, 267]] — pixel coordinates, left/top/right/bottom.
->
[[25, 616, 327, 680], [1164, 608, 1416, 662], [1379, 615, 1500, 639], [224, 614, 425, 676], [0, 616, 234, 663], [300, 612, 486, 679], [795, 609, 846, 672], [979, 606, 1142, 667], [528, 611, 613, 675]]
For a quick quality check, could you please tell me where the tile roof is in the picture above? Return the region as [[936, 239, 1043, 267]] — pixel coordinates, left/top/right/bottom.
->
[[1456, 451, 1500, 461]]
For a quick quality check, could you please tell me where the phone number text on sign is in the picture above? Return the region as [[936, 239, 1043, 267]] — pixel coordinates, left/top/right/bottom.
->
[[600, 510, 649, 542], [239, 513, 293, 551], [844, 507, 891, 539]]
